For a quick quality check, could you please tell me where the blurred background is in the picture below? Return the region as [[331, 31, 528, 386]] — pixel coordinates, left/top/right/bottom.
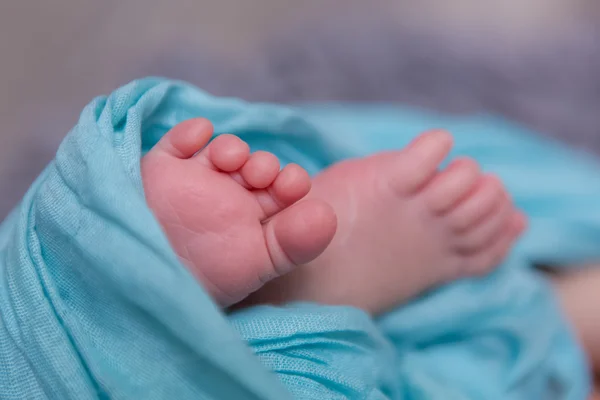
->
[[1, 0, 599, 219]]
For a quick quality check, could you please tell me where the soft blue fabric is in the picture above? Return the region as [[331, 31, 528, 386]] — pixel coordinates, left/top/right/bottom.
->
[[1, 78, 598, 399]]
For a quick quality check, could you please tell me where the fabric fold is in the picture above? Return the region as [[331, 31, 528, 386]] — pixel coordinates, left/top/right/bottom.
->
[[1, 78, 598, 399]]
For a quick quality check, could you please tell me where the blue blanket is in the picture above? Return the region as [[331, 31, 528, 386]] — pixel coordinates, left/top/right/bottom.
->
[[1, 78, 599, 399]]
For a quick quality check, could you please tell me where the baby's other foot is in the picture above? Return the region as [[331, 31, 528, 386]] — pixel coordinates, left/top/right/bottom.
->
[[247, 130, 526, 314], [141, 118, 337, 307]]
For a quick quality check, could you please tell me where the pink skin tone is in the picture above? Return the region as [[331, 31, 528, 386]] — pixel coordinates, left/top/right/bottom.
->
[[143, 119, 524, 313], [552, 268, 600, 399], [142, 119, 599, 397], [246, 130, 526, 313], [142, 118, 337, 307]]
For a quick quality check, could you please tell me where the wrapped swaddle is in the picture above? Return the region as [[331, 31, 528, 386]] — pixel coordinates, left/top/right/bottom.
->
[[1, 78, 598, 399]]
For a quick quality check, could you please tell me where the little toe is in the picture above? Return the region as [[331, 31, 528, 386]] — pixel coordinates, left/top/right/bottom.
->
[[423, 157, 481, 214], [447, 174, 505, 232], [464, 213, 524, 275], [453, 197, 513, 254], [388, 130, 454, 194], [512, 211, 528, 236], [240, 151, 281, 189], [263, 199, 337, 276], [152, 118, 213, 159], [255, 163, 312, 218], [195, 134, 250, 171], [507, 210, 528, 240]]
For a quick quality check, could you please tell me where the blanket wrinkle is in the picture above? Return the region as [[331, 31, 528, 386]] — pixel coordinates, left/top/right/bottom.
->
[[1, 77, 598, 399]]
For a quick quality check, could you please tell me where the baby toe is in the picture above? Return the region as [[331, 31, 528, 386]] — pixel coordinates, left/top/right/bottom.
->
[[240, 151, 280, 189], [271, 164, 312, 205], [463, 217, 522, 275], [511, 211, 528, 236], [263, 199, 337, 276], [453, 198, 513, 254], [196, 134, 250, 172], [152, 118, 214, 159], [388, 130, 454, 194], [447, 174, 505, 232], [424, 157, 481, 214], [254, 164, 312, 219]]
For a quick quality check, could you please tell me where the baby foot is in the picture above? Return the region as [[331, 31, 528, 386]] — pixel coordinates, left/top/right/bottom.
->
[[246, 130, 526, 314], [141, 118, 337, 307]]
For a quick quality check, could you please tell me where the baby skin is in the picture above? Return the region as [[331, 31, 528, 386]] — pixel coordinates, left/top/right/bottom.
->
[[246, 129, 526, 314], [143, 119, 525, 313], [142, 118, 337, 307]]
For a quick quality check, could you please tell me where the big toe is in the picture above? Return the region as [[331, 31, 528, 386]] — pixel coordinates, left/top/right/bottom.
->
[[387, 130, 454, 194], [263, 199, 337, 277]]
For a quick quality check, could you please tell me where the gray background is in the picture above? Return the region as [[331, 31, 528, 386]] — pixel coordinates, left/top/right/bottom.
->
[[1, 0, 599, 219]]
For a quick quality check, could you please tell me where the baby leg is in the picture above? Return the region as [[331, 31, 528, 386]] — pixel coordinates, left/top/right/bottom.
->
[[553, 267, 600, 379]]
